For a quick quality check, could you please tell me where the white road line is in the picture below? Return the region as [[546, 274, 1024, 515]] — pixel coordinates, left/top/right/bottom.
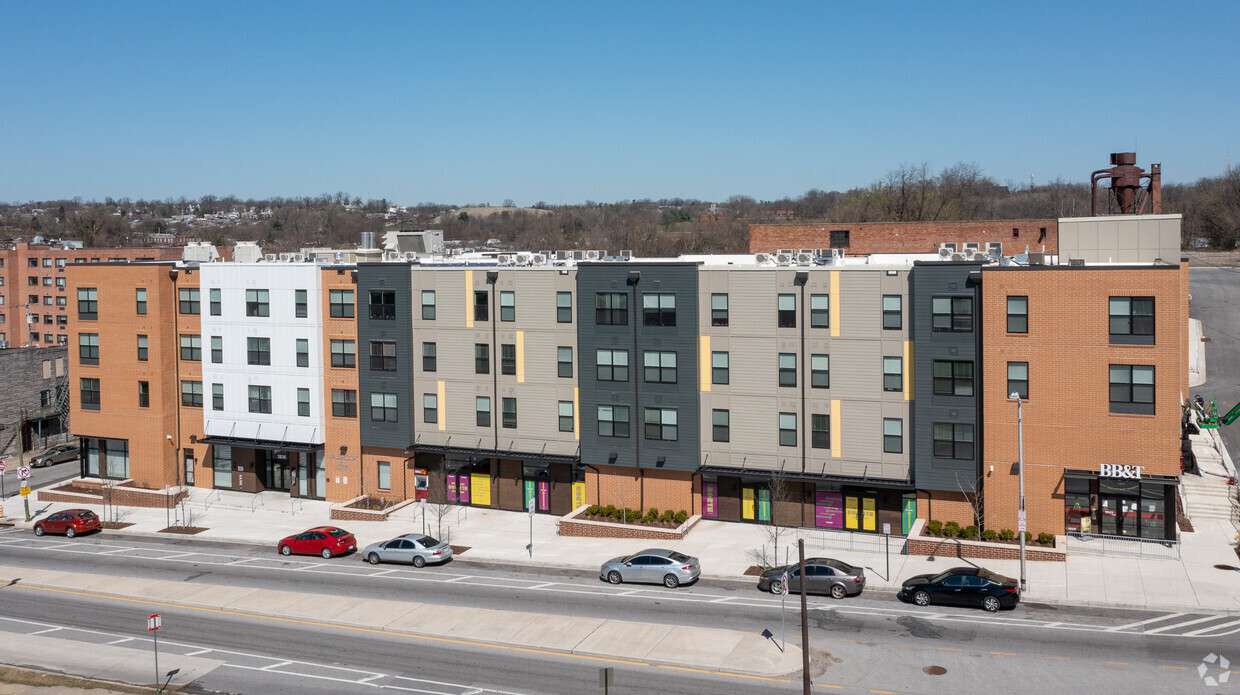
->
[[184, 648, 213, 656], [368, 569, 397, 576], [358, 674, 386, 683], [528, 582, 557, 589], [260, 660, 293, 670], [159, 552, 194, 559], [711, 597, 734, 603], [30, 627, 62, 635], [394, 674, 527, 695], [226, 558, 254, 565], [96, 547, 133, 555], [1107, 612, 1185, 632], [1181, 618, 1240, 636], [444, 575, 473, 582], [619, 589, 643, 595], [1132, 615, 1223, 635], [223, 664, 398, 687]]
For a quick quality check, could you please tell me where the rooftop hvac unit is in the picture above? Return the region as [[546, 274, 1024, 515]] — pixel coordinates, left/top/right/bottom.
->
[[775, 253, 793, 265], [1028, 252, 1045, 265], [620, 249, 632, 260], [263, 253, 278, 262], [584, 250, 601, 261], [383, 251, 403, 262], [962, 248, 978, 261], [531, 254, 548, 265], [404, 252, 420, 261], [795, 253, 814, 265], [278, 253, 294, 262], [515, 253, 532, 265], [778, 248, 795, 257], [938, 247, 953, 259], [571, 250, 585, 260], [1069, 257, 1085, 266], [754, 253, 770, 264], [939, 242, 957, 252], [951, 253, 966, 261], [963, 242, 980, 251], [987, 242, 1003, 257], [497, 254, 513, 265], [555, 250, 568, 261], [799, 249, 814, 255]]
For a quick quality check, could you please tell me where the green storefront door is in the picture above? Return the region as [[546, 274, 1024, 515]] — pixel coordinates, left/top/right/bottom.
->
[[901, 497, 917, 535], [756, 488, 771, 522]]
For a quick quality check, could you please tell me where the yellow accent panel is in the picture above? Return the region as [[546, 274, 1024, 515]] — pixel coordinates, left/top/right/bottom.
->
[[464, 270, 474, 328], [831, 399, 842, 458], [862, 497, 876, 531], [574, 387, 580, 440], [742, 488, 755, 520], [437, 380, 446, 431], [470, 473, 491, 506], [516, 331, 525, 383], [904, 340, 913, 400], [572, 482, 586, 509], [700, 335, 711, 392], [830, 271, 841, 337]]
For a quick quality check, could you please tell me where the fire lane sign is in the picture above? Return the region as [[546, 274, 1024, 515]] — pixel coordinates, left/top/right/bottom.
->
[[147, 614, 161, 632]]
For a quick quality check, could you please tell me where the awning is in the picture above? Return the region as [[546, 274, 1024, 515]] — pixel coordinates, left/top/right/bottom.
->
[[410, 443, 579, 465], [697, 465, 914, 490], [197, 436, 322, 453]]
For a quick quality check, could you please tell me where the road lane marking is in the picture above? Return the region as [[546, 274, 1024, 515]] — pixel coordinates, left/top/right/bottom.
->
[[528, 582, 556, 589], [816, 686, 843, 690], [96, 547, 133, 555], [1159, 665, 1187, 670], [226, 558, 254, 565], [445, 575, 473, 582], [1099, 661, 1128, 666], [1046, 656, 1070, 661], [1106, 612, 1184, 631], [30, 627, 62, 634], [870, 690, 897, 694], [989, 652, 1016, 656], [938, 647, 962, 652], [1182, 618, 1240, 636], [184, 648, 213, 656], [260, 660, 293, 670], [107, 637, 135, 645], [1143, 615, 1226, 634]]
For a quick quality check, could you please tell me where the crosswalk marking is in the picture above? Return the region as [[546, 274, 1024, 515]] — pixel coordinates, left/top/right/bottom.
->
[[1143, 615, 1226, 635], [1181, 618, 1240, 636], [1106, 612, 1184, 631]]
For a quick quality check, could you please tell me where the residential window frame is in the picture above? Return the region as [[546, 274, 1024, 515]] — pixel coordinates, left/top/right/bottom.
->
[[423, 393, 438, 424], [180, 334, 202, 361], [79, 333, 99, 365], [212, 383, 224, 411], [643, 407, 678, 441], [779, 412, 798, 447], [210, 336, 223, 363], [209, 288, 221, 316], [137, 335, 148, 362], [476, 396, 491, 427], [933, 423, 975, 460], [81, 377, 101, 410], [473, 290, 489, 322], [475, 343, 490, 374], [597, 348, 629, 382], [138, 381, 150, 408], [178, 288, 199, 315], [1109, 364, 1155, 415], [294, 289, 308, 318], [181, 380, 203, 408], [557, 346, 573, 378], [558, 401, 574, 432], [422, 342, 437, 372], [420, 290, 435, 320], [932, 296, 974, 332], [883, 356, 903, 392], [499, 290, 515, 322], [883, 418, 903, 454], [297, 388, 310, 417], [1008, 362, 1029, 399], [777, 294, 796, 328], [711, 293, 729, 327], [1007, 295, 1028, 334], [331, 389, 357, 418], [135, 288, 147, 315], [811, 354, 830, 389], [932, 360, 974, 397], [246, 337, 271, 366], [501, 397, 517, 428], [556, 292, 573, 323], [330, 289, 355, 318], [78, 288, 98, 319], [597, 405, 630, 438], [712, 409, 730, 442], [778, 353, 797, 387], [711, 351, 729, 385], [811, 414, 830, 449], [331, 339, 356, 368], [501, 343, 516, 375], [644, 350, 677, 384], [642, 293, 676, 327], [247, 385, 272, 414], [370, 341, 396, 371], [245, 289, 269, 317], [595, 292, 628, 325], [371, 392, 398, 422], [369, 290, 395, 320], [810, 294, 829, 328], [1109, 296, 1155, 345], [882, 295, 902, 330]]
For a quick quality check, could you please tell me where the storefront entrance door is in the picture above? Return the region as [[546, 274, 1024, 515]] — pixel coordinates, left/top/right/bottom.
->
[[1099, 495, 1139, 536]]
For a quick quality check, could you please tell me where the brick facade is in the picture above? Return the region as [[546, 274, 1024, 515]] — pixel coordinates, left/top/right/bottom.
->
[[0, 345, 70, 456], [38, 478, 188, 508], [587, 466, 697, 518], [749, 220, 1058, 256]]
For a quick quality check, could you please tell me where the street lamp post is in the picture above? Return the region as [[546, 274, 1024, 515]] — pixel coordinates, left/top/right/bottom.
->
[[1010, 392, 1026, 591]]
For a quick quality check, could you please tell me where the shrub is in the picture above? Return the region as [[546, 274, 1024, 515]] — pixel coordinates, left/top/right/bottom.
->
[[660, 510, 675, 523], [645, 507, 660, 523], [981, 528, 998, 542], [925, 520, 943, 536], [963, 525, 978, 540], [586, 505, 601, 516], [603, 504, 616, 517], [943, 521, 962, 538], [1023, 531, 1034, 544], [999, 529, 1016, 542], [1037, 532, 1054, 546], [673, 510, 689, 524]]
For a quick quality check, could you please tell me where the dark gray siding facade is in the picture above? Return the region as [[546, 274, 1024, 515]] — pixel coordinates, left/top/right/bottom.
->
[[357, 264, 413, 449]]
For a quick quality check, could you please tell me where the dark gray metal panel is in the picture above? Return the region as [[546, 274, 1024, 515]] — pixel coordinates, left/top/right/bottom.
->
[[910, 263, 981, 493], [357, 265, 414, 450], [577, 264, 700, 472]]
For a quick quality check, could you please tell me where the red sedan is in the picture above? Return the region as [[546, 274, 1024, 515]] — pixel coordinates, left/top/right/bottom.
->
[[34, 509, 102, 538], [277, 526, 357, 559]]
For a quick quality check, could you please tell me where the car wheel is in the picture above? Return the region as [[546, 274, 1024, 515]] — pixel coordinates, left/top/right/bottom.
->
[[983, 596, 1001, 612], [65, 527, 77, 538], [280, 545, 292, 556], [830, 584, 848, 600], [321, 548, 333, 559], [607, 571, 622, 585], [913, 590, 930, 607], [663, 574, 680, 589], [768, 580, 783, 595], [412, 555, 426, 568], [34, 525, 45, 536], [367, 553, 381, 565]]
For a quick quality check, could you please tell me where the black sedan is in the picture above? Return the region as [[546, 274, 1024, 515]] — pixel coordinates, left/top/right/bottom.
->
[[756, 557, 866, 599], [897, 566, 1020, 612]]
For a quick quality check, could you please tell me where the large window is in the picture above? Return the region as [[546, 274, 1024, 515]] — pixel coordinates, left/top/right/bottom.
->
[[1008, 362, 1029, 399], [1007, 296, 1028, 333], [332, 389, 357, 418], [245, 289, 270, 317], [212, 383, 224, 411], [932, 296, 974, 332], [212, 444, 231, 488], [138, 381, 150, 408], [883, 418, 903, 454], [598, 405, 630, 438], [644, 408, 677, 441], [422, 342, 437, 372], [558, 346, 573, 378], [211, 336, 223, 363], [370, 341, 396, 371], [595, 293, 627, 325], [178, 288, 199, 315], [712, 409, 729, 442], [85, 437, 129, 479], [778, 412, 797, 447], [247, 337, 271, 366], [933, 360, 974, 397], [811, 354, 829, 388], [296, 338, 309, 367], [712, 351, 729, 385], [377, 461, 391, 490], [502, 397, 517, 428], [181, 380, 203, 408], [643, 293, 676, 327], [597, 349, 629, 382], [78, 287, 98, 319], [778, 353, 797, 387], [557, 292, 573, 323], [810, 294, 829, 328], [209, 288, 221, 316], [180, 334, 202, 361], [420, 290, 435, 320], [369, 290, 395, 320], [882, 295, 902, 330], [558, 401, 574, 432], [135, 288, 147, 315], [777, 294, 796, 328], [473, 290, 489, 321], [79, 333, 99, 364], [711, 294, 728, 326], [297, 388, 311, 417], [81, 377, 101, 410], [1109, 365, 1155, 415], [331, 340, 356, 368], [475, 343, 490, 374], [883, 356, 902, 392], [137, 335, 148, 362], [476, 397, 491, 427], [1109, 297, 1155, 344], [644, 351, 677, 383], [500, 291, 515, 321], [811, 414, 830, 449], [423, 393, 438, 423], [295, 289, 308, 318], [331, 289, 355, 318], [247, 385, 271, 413], [371, 392, 397, 422], [933, 423, 975, 460]]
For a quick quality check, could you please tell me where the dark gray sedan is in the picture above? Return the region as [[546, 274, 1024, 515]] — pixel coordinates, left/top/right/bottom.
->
[[362, 533, 453, 567], [757, 557, 866, 599], [30, 444, 80, 468], [600, 548, 700, 588]]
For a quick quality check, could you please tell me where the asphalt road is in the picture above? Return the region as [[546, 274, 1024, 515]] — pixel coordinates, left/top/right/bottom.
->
[[0, 456, 76, 510], [1191, 267, 1240, 458], [1, 530, 1236, 694]]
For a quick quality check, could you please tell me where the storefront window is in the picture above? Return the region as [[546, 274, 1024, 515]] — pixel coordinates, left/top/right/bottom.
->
[[213, 445, 232, 488], [1064, 477, 1091, 533], [1140, 483, 1166, 540]]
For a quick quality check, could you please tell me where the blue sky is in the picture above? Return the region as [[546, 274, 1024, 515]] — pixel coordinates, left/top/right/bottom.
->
[[1, 1, 1236, 206]]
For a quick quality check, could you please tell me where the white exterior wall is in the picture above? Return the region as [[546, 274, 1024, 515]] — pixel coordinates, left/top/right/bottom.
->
[[200, 264, 326, 444]]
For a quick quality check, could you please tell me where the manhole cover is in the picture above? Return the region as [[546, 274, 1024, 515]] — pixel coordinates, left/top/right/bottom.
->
[[1214, 564, 1238, 571], [923, 666, 947, 676]]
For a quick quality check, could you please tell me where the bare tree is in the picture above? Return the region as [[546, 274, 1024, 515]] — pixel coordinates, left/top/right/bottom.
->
[[953, 471, 985, 539]]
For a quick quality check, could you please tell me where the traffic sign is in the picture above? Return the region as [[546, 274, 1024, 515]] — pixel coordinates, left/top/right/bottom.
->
[[148, 614, 161, 631], [0, 459, 7, 472], [20, 487, 30, 497], [17, 466, 30, 479], [528, 496, 536, 517], [1017, 510, 1027, 533], [779, 572, 790, 596]]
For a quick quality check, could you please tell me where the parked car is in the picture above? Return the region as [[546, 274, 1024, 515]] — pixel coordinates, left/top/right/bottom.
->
[[362, 533, 452, 567], [30, 444, 80, 468], [757, 557, 866, 598], [898, 566, 1020, 612], [33, 509, 101, 537], [277, 526, 357, 558], [600, 548, 700, 588]]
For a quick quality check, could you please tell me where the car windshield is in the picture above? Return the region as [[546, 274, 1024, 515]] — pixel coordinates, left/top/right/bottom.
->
[[419, 536, 441, 547], [326, 528, 350, 539], [667, 551, 692, 563], [76, 510, 97, 519]]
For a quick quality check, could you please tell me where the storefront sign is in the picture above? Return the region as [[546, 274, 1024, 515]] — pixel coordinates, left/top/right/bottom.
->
[[1099, 464, 1144, 479], [701, 483, 718, 518], [815, 492, 843, 528]]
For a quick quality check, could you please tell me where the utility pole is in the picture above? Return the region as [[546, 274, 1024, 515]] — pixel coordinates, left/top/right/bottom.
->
[[799, 538, 810, 694]]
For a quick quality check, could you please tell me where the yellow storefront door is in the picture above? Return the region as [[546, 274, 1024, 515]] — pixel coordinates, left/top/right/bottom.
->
[[742, 488, 756, 520], [862, 497, 876, 531], [844, 496, 859, 529], [470, 473, 492, 506]]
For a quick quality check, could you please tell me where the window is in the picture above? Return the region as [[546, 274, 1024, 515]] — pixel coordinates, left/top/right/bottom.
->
[[371, 392, 398, 422], [178, 288, 200, 315], [331, 340, 356, 368], [79, 333, 99, 364], [377, 461, 391, 490], [502, 397, 517, 428], [597, 349, 629, 381], [882, 295, 901, 330], [883, 356, 902, 392], [78, 288, 98, 319], [1109, 365, 1155, 414], [556, 292, 572, 323], [42, 276, 52, 287], [595, 292, 627, 325], [644, 408, 677, 441], [332, 389, 357, 418], [883, 418, 903, 454], [55, 277, 65, 287], [56, 295, 66, 306], [369, 290, 395, 320], [247, 337, 270, 366], [212, 383, 224, 411], [422, 342, 437, 371], [81, 378, 100, 410], [248, 385, 272, 413], [500, 343, 516, 375], [420, 290, 435, 320], [778, 353, 797, 387], [644, 351, 677, 383], [777, 294, 796, 328], [181, 380, 203, 408], [40, 389, 50, 407], [933, 360, 974, 397], [1008, 362, 1029, 399], [500, 290, 515, 321], [28, 276, 38, 286], [711, 293, 728, 326], [1109, 297, 1155, 344], [473, 290, 489, 321], [209, 288, 221, 316], [423, 394, 438, 423], [137, 335, 148, 361], [296, 338, 309, 367], [779, 413, 797, 447], [811, 354, 830, 388], [812, 414, 830, 449], [711, 351, 729, 385], [559, 401, 574, 432], [713, 409, 730, 442], [27, 258, 36, 268], [42, 258, 51, 267], [138, 381, 150, 408], [810, 294, 829, 328], [830, 230, 850, 247], [135, 288, 147, 315], [180, 334, 202, 361], [295, 289, 308, 318], [245, 289, 269, 317], [1007, 296, 1028, 333], [475, 397, 491, 427], [370, 341, 396, 371], [558, 346, 573, 378], [598, 405, 630, 438], [642, 293, 676, 326], [331, 289, 355, 318], [932, 296, 974, 332], [475, 343, 490, 374], [933, 423, 975, 460]]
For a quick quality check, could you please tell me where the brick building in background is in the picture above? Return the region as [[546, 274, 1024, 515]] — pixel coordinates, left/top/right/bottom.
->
[[749, 220, 1058, 257]]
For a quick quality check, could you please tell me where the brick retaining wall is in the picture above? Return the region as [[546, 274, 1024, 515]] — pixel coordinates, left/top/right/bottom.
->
[[329, 496, 415, 521], [905, 519, 1065, 562], [557, 505, 701, 540], [37, 479, 187, 508]]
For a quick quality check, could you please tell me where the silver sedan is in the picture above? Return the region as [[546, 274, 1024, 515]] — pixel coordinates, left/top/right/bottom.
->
[[362, 533, 453, 567], [600, 548, 700, 588]]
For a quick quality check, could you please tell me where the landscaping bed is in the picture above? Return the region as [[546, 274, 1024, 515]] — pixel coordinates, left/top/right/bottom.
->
[[921, 519, 1057, 549], [100, 522, 134, 530], [159, 525, 209, 535], [559, 505, 702, 540], [576, 505, 689, 528], [906, 518, 1065, 562], [330, 495, 415, 521]]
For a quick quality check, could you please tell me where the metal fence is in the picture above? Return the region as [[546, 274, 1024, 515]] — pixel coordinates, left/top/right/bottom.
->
[[798, 526, 906, 555], [1065, 531, 1180, 561]]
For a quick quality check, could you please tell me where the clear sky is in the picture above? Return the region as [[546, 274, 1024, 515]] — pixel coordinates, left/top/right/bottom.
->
[[1, 1, 1236, 206]]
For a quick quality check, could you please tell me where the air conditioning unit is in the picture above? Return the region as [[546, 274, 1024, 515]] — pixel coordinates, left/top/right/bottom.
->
[[515, 253, 532, 265], [775, 253, 793, 265], [939, 242, 957, 252], [1028, 252, 1045, 265], [383, 251, 402, 262], [571, 250, 585, 260], [962, 248, 978, 261], [584, 250, 601, 261], [278, 253, 294, 262], [795, 253, 813, 265], [531, 254, 547, 265], [1069, 257, 1085, 266], [754, 253, 770, 264], [404, 252, 420, 261], [963, 242, 980, 251], [497, 254, 513, 265], [937, 247, 953, 259], [778, 249, 795, 257], [799, 249, 814, 255], [263, 254, 277, 262], [620, 249, 632, 260], [986, 242, 1003, 257], [555, 250, 568, 261], [951, 253, 965, 261]]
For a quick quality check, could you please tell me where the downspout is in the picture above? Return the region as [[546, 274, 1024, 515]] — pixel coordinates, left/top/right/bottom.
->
[[486, 271, 499, 454], [170, 267, 182, 487], [796, 271, 808, 475], [629, 271, 641, 508]]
